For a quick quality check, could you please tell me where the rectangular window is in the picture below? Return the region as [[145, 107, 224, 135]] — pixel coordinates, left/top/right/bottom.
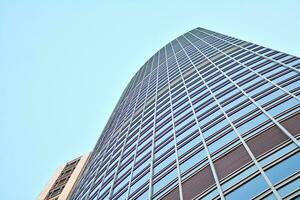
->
[[153, 169, 177, 194], [225, 174, 268, 200], [180, 149, 206, 173], [208, 131, 237, 153], [266, 152, 300, 184]]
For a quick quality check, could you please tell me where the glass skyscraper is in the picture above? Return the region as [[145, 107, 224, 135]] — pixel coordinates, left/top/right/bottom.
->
[[70, 28, 300, 200]]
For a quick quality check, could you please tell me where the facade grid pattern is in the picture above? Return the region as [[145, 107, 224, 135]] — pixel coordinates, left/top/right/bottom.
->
[[70, 28, 300, 200]]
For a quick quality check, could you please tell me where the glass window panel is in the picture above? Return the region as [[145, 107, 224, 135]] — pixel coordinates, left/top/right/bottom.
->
[[204, 119, 228, 138], [133, 158, 150, 177], [248, 82, 273, 97], [113, 174, 130, 194], [193, 95, 211, 109], [115, 190, 128, 200], [156, 132, 172, 147], [218, 88, 239, 102], [261, 194, 277, 200], [266, 152, 300, 184], [208, 131, 237, 153], [223, 95, 248, 111], [139, 137, 152, 151], [235, 72, 256, 84], [225, 175, 268, 200], [237, 113, 268, 135], [222, 165, 257, 191], [135, 189, 149, 200], [174, 107, 192, 122], [230, 68, 248, 79], [229, 103, 257, 122], [176, 123, 198, 143], [199, 110, 223, 126], [153, 169, 177, 194], [178, 136, 202, 156], [278, 177, 300, 197], [215, 82, 233, 95], [136, 148, 151, 163], [261, 66, 285, 77], [155, 121, 172, 137], [286, 58, 300, 67], [130, 173, 149, 194], [284, 79, 300, 92], [154, 153, 176, 174], [175, 116, 195, 132], [240, 76, 263, 90], [180, 149, 206, 173], [155, 140, 174, 159], [201, 188, 219, 200], [273, 71, 298, 84], [99, 182, 112, 197], [256, 89, 285, 106], [118, 163, 132, 179], [259, 143, 297, 167], [267, 98, 299, 117]]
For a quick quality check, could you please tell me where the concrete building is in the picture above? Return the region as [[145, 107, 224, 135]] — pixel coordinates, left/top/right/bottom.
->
[[38, 154, 90, 200]]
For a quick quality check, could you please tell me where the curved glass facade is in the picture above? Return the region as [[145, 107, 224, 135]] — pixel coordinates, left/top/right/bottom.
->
[[70, 28, 300, 200]]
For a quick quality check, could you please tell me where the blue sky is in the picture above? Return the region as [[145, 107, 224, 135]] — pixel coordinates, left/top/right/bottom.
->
[[1, 1, 300, 199]]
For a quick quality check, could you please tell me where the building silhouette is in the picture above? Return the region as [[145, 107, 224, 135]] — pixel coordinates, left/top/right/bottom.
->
[[38, 154, 90, 200], [70, 28, 300, 200]]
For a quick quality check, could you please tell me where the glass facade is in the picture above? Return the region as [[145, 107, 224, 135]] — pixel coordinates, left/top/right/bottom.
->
[[70, 28, 300, 200]]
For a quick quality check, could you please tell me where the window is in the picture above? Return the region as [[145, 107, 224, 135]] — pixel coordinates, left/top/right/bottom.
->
[[284, 79, 300, 92], [223, 95, 247, 111], [203, 118, 228, 139], [225, 175, 268, 200], [155, 140, 174, 158], [228, 103, 256, 122], [259, 143, 297, 167], [134, 189, 149, 200], [248, 82, 272, 97], [265, 152, 300, 184], [133, 158, 150, 177], [180, 149, 206, 173], [236, 113, 269, 135], [273, 71, 297, 84], [222, 165, 257, 191], [176, 122, 198, 143], [153, 169, 177, 194], [178, 136, 202, 156], [278, 177, 300, 197], [208, 131, 237, 153], [199, 109, 223, 126], [267, 98, 299, 117], [113, 175, 130, 195], [256, 89, 285, 106], [154, 153, 176, 174], [130, 173, 149, 195]]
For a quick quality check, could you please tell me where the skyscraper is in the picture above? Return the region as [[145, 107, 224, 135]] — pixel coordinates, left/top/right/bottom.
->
[[70, 28, 300, 200]]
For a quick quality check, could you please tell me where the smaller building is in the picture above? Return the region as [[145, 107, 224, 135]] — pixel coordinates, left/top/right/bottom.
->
[[37, 154, 90, 200]]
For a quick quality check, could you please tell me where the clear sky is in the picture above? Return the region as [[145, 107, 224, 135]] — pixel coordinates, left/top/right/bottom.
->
[[1, 1, 300, 199]]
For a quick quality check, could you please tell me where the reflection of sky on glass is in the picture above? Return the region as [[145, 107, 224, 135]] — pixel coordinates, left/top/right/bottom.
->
[[0, 1, 299, 199]]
